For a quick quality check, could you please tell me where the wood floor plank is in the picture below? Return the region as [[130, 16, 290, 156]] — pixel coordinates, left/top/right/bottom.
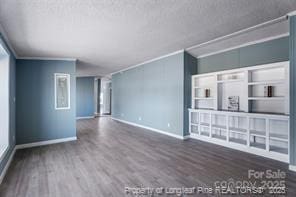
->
[[0, 117, 296, 196]]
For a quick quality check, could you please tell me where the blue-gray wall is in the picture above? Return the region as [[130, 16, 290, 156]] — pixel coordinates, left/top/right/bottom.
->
[[112, 52, 185, 137], [184, 52, 197, 135], [0, 34, 16, 176], [112, 38, 289, 139], [290, 16, 296, 166], [76, 77, 94, 117], [198, 37, 289, 74], [16, 59, 76, 145]]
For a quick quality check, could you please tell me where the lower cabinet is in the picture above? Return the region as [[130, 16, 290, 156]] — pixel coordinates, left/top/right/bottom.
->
[[189, 109, 289, 163]]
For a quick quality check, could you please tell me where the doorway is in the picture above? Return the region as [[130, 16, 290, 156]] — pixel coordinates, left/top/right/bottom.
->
[[100, 78, 111, 115]]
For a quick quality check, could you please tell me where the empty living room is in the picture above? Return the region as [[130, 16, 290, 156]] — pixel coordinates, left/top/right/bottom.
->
[[1, 0, 296, 196]]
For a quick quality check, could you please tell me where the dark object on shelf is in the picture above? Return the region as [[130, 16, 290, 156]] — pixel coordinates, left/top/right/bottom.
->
[[268, 86, 273, 97], [228, 96, 239, 111], [205, 89, 210, 97], [264, 86, 273, 97]]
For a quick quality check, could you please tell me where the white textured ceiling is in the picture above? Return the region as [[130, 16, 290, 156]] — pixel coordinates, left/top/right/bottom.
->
[[0, 0, 296, 76]]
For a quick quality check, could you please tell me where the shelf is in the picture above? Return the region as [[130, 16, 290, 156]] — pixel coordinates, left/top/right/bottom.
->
[[249, 111, 287, 116], [212, 124, 227, 130], [190, 125, 199, 134], [194, 97, 215, 100], [270, 146, 288, 154], [270, 133, 288, 140], [248, 97, 285, 101], [248, 80, 285, 86], [200, 122, 210, 127], [195, 107, 215, 110], [212, 134, 226, 140], [250, 142, 266, 150], [229, 138, 247, 145], [270, 136, 288, 142], [269, 133, 289, 142], [250, 130, 266, 137], [229, 127, 247, 135], [217, 79, 244, 83], [190, 122, 199, 126], [194, 87, 212, 89], [200, 131, 210, 137]]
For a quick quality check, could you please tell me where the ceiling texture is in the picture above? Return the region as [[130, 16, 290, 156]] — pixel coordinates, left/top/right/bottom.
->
[[0, 0, 296, 76]]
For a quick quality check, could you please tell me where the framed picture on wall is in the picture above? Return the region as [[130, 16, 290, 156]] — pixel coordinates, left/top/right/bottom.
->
[[54, 73, 70, 110]]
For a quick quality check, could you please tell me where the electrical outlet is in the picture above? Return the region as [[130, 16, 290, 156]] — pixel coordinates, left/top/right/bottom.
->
[[121, 113, 124, 117], [138, 116, 142, 121], [167, 123, 170, 127]]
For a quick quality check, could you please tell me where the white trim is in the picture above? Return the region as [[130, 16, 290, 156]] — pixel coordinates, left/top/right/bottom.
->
[[76, 116, 95, 120], [110, 50, 184, 75], [289, 165, 296, 172], [0, 23, 18, 58], [112, 117, 186, 140], [98, 114, 111, 117], [15, 137, 77, 150], [0, 45, 10, 165], [54, 73, 71, 110], [196, 33, 289, 58], [0, 136, 77, 185], [189, 61, 290, 163], [18, 57, 77, 61], [288, 10, 296, 17], [0, 147, 9, 166], [0, 147, 16, 185], [186, 15, 288, 51]]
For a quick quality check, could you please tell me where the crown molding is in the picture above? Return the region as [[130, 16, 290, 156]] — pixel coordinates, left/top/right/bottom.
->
[[0, 23, 18, 58], [17, 57, 77, 61], [288, 10, 296, 17], [0, 20, 78, 61], [196, 33, 289, 59], [187, 15, 287, 51], [111, 49, 184, 75]]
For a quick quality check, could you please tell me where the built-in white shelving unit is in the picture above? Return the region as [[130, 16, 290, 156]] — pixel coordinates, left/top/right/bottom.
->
[[189, 61, 289, 163]]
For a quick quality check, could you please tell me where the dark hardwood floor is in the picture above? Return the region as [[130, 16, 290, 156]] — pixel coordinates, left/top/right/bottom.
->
[[0, 117, 296, 196]]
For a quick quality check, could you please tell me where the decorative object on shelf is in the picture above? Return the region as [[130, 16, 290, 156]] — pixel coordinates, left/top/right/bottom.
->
[[264, 86, 273, 97], [205, 89, 210, 98], [228, 96, 239, 111], [268, 86, 273, 97]]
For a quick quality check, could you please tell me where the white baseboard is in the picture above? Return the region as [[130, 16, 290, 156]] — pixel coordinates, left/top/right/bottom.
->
[[76, 116, 95, 120], [289, 165, 296, 172], [112, 117, 186, 140], [183, 135, 191, 140], [99, 114, 111, 117], [0, 147, 16, 185], [15, 137, 77, 149], [0, 136, 77, 186]]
